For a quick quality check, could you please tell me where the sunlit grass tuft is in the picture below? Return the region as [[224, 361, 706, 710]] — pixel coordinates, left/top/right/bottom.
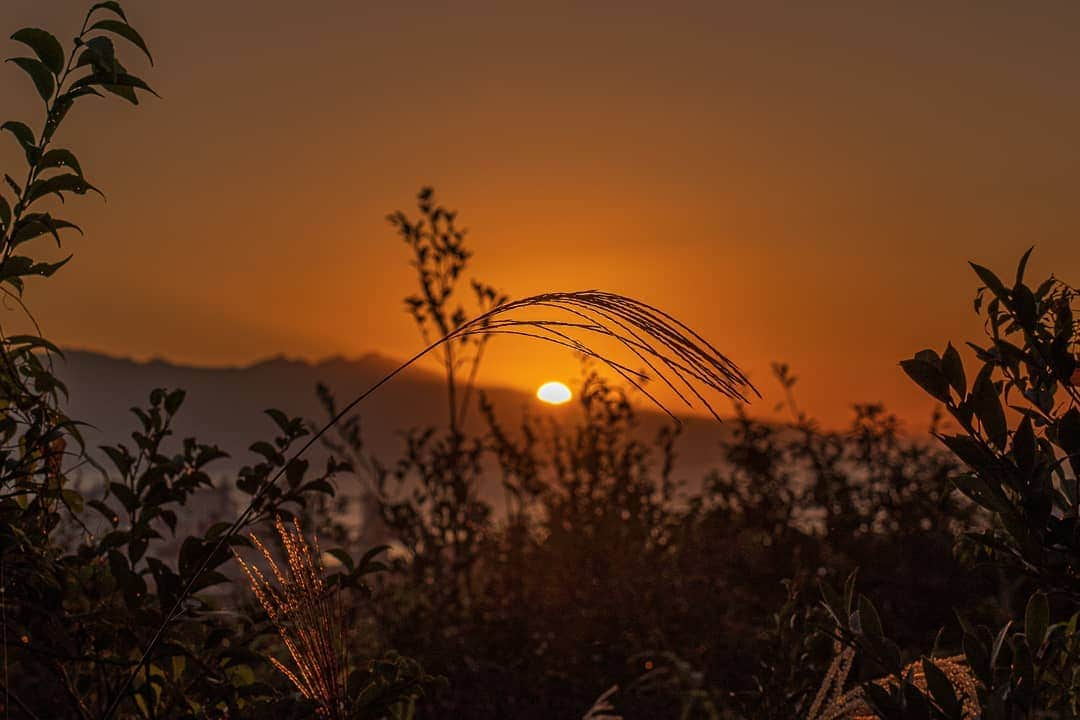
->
[[808, 645, 980, 720], [235, 516, 348, 719]]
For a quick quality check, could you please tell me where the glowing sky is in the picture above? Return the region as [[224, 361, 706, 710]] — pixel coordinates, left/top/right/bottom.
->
[[3, 1, 1078, 427]]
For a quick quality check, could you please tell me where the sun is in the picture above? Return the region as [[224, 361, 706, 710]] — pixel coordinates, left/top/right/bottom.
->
[[536, 381, 572, 405]]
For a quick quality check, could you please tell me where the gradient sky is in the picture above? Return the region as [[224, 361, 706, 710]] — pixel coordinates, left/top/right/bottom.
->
[[3, 1, 1078, 428]]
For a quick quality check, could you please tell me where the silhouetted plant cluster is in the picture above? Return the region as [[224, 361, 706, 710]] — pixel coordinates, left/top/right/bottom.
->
[[0, 6, 437, 719], [310, 193, 1054, 720]]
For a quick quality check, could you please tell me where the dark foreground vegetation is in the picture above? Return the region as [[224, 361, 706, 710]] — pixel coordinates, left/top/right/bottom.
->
[[2, 5, 1078, 719]]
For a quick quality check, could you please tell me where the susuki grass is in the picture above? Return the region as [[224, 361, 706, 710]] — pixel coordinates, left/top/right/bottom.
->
[[235, 516, 348, 719], [807, 645, 980, 720]]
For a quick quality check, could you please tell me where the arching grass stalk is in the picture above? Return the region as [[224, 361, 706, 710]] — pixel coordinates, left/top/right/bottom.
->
[[103, 290, 758, 719]]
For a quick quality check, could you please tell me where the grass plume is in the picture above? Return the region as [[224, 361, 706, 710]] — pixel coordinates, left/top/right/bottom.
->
[[235, 516, 348, 719], [808, 645, 980, 720]]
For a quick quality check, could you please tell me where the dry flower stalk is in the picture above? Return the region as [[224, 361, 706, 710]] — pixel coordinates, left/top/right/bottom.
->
[[235, 516, 348, 719], [808, 646, 980, 720]]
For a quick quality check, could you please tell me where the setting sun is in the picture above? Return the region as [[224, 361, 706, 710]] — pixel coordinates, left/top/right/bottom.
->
[[536, 381, 572, 405]]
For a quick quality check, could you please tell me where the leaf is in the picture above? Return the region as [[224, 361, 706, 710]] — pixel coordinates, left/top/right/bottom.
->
[[38, 149, 84, 177], [25, 173, 101, 205], [5, 334, 63, 356], [1, 120, 35, 153], [1057, 408, 1080, 457], [1025, 591, 1049, 651], [164, 389, 185, 416], [941, 343, 966, 396], [1012, 415, 1035, 475], [70, 71, 158, 102], [109, 481, 137, 512], [1015, 245, 1034, 287], [101, 82, 138, 105], [88, 19, 153, 65], [900, 357, 951, 403], [922, 657, 962, 719], [858, 594, 883, 639], [989, 620, 1012, 669], [265, 408, 292, 434], [818, 579, 845, 626], [249, 440, 280, 463], [61, 489, 84, 513], [301, 478, 334, 496], [962, 632, 991, 686], [970, 367, 1007, 450], [1011, 283, 1037, 331], [355, 544, 391, 576], [4, 174, 22, 197], [11, 28, 65, 75], [284, 458, 309, 488], [7, 57, 55, 102], [326, 548, 355, 573], [88, 499, 120, 526], [77, 36, 117, 75], [952, 473, 1013, 515], [87, 1, 128, 22], [12, 213, 83, 248], [970, 262, 1008, 299], [27, 255, 72, 279], [0, 195, 9, 229]]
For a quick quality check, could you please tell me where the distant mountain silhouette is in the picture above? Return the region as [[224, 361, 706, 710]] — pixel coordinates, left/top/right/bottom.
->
[[58, 349, 740, 500]]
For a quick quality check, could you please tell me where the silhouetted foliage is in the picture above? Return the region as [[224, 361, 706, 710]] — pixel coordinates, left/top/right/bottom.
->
[[0, 6, 435, 719]]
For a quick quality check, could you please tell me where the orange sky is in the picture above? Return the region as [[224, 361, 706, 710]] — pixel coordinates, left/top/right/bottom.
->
[[3, 1, 1078, 428]]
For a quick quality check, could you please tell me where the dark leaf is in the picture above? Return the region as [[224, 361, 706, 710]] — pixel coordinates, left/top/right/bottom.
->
[[249, 441, 280, 463], [164, 389, 185, 416], [356, 545, 390, 576], [1015, 245, 1034, 286], [1, 120, 35, 154], [1012, 283, 1036, 331], [109, 481, 137, 512], [940, 343, 966, 397], [284, 458, 309, 489], [858, 594, 883, 639], [265, 408, 292, 434], [88, 19, 153, 64], [12, 213, 83, 247], [4, 174, 22, 197], [970, 262, 1008, 299], [1057, 408, 1080, 458], [1025, 591, 1049, 651], [1012, 415, 1036, 475], [25, 173, 101, 204], [87, 1, 128, 22], [38, 148, 84, 176], [970, 367, 1007, 450], [11, 28, 65, 75], [326, 548, 355, 573], [88, 499, 120, 526], [70, 70, 158, 101], [301, 478, 334, 496], [5, 333, 63, 356], [952, 473, 1013, 516], [900, 357, 951, 403], [962, 632, 990, 686], [7, 57, 55, 102], [922, 657, 961, 719]]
